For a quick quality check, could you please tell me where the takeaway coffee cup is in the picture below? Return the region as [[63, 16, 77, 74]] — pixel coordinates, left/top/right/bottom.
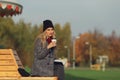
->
[[52, 38, 57, 43]]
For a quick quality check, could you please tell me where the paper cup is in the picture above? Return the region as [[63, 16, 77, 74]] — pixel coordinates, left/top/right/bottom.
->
[[52, 39, 57, 43]]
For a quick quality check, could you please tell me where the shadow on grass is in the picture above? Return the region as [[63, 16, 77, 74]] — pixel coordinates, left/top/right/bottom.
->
[[65, 73, 95, 80]]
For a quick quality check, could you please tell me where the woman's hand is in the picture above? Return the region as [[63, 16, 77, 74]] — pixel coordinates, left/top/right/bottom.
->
[[47, 41, 56, 49]]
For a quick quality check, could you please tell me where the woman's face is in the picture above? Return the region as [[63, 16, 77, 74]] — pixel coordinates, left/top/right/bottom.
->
[[45, 27, 54, 38]]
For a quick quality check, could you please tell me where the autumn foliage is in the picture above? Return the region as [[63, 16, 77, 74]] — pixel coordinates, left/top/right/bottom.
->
[[75, 30, 120, 66]]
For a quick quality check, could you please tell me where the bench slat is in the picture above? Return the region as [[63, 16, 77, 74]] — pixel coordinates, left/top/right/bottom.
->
[[0, 66, 17, 71], [0, 60, 15, 66], [20, 77, 58, 80], [0, 72, 20, 77], [0, 55, 13, 59]]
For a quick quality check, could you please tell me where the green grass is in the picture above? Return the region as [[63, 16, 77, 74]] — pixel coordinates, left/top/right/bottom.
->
[[65, 68, 120, 80]]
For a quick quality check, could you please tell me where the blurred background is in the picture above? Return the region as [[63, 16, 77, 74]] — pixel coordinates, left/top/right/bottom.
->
[[0, 0, 120, 80]]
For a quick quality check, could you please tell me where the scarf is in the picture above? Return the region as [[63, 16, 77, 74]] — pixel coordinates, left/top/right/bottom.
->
[[46, 37, 52, 44]]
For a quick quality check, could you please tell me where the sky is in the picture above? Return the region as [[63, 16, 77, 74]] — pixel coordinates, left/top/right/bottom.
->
[[13, 0, 120, 37]]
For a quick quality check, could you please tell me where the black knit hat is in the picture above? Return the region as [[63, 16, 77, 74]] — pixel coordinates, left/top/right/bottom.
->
[[43, 20, 54, 32]]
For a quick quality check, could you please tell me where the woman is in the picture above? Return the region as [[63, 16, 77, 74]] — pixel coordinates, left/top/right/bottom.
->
[[31, 20, 57, 76]]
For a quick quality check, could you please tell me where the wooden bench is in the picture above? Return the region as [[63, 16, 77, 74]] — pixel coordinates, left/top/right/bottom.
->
[[91, 64, 101, 70], [0, 49, 58, 80], [0, 49, 21, 78]]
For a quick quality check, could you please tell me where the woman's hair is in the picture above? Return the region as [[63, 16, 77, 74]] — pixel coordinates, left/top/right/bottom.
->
[[35, 30, 56, 47]]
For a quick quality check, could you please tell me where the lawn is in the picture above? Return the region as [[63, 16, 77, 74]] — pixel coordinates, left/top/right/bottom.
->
[[65, 68, 120, 80]]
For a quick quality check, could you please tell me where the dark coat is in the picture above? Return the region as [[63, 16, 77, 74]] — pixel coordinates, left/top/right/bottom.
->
[[31, 38, 55, 76]]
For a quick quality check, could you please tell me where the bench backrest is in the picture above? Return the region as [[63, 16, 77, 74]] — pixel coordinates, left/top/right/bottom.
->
[[0, 49, 21, 78]]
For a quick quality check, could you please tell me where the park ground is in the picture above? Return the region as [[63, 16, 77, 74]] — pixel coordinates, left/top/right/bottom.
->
[[65, 67, 120, 80]]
